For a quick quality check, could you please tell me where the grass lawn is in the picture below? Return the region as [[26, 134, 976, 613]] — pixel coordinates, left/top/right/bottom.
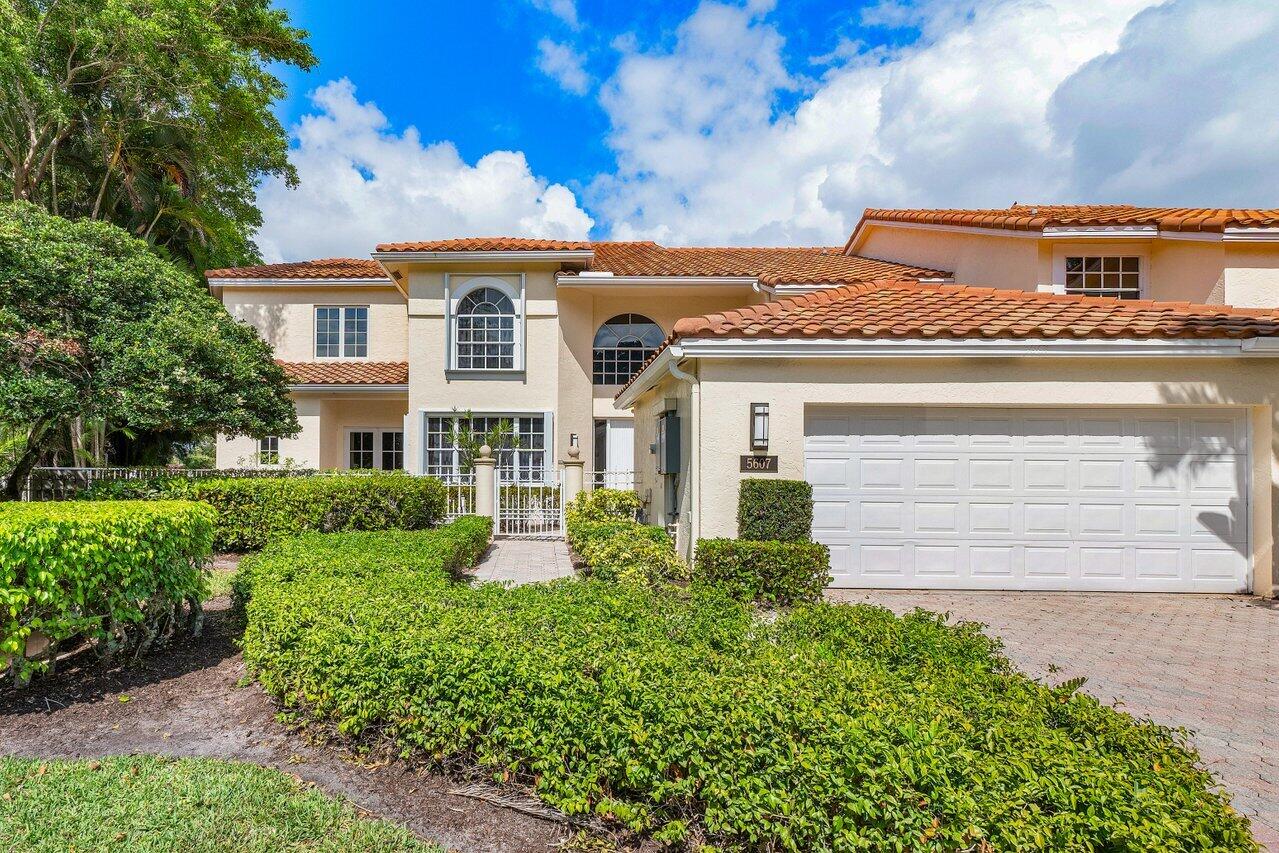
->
[[0, 756, 438, 852]]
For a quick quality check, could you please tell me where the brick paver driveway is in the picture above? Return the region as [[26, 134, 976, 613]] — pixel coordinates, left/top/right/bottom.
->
[[828, 590, 1279, 847]]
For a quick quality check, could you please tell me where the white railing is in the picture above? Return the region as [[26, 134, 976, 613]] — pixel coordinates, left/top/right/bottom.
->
[[23, 466, 313, 501], [588, 470, 636, 491], [442, 473, 478, 522], [496, 470, 563, 538]]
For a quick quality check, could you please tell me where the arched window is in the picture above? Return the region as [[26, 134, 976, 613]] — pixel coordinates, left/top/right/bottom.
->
[[454, 285, 517, 370], [593, 314, 664, 385]]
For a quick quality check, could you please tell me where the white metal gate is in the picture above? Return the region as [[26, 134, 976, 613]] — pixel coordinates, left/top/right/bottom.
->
[[496, 469, 563, 538]]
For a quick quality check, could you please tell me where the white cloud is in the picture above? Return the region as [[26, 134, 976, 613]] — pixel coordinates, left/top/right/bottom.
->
[[589, 0, 1277, 245], [527, 0, 579, 29], [254, 79, 593, 262], [536, 38, 591, 95]]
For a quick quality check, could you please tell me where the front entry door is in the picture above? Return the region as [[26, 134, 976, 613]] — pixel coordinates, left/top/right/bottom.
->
[[593, 418, 634, 489]]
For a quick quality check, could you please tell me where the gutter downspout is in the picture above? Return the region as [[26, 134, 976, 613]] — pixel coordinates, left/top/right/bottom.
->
[[666, 348, 700, 560]]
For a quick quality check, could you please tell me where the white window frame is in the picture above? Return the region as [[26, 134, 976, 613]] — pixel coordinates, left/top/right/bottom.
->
[[342, 427, 404, 470], [1052, 246, 1148, 300], [314, 305, 369, 359], [420, 409, 552, 483], [257, 436, 280, 467], [445, 274, 525, 372]]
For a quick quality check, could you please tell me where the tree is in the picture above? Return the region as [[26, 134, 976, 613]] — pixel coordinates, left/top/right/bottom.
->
[[0, 201, 299, 497], [0, 0, 315, 271]]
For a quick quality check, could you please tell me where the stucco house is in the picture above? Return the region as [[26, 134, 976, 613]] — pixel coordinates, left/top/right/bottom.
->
[[206, 204, 1279, 596]]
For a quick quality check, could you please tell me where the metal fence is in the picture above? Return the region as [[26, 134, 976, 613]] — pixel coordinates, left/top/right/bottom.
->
[[22, 466, 313, 502], [588, 470, 636, 491], [497, 470, 563, 538]]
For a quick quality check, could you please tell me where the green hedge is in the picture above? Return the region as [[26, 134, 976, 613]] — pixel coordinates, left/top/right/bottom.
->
[[0, 501, 214, 681], [694, 538, 831, 605], [86, 472, 448, 551], [737, 478, 813, 542], [564, 489, 685, 584], [242, 536, 1253, 850], [234, 515, 491, 608]]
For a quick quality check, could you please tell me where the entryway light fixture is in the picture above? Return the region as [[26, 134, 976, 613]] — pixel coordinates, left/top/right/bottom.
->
[[750, 403, 769, 451]]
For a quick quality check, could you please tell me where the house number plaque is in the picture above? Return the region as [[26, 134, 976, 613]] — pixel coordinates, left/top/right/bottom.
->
[[739, 455, 778, 473]]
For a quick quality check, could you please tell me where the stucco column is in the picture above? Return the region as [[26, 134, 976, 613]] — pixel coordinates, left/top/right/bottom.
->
[[562, 446, 585, 509], [474, 445, 496, 520]]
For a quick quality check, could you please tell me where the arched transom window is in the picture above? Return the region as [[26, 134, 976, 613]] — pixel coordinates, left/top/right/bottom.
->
[[593, 314, 664, 386], [454, 285, 517, 370]]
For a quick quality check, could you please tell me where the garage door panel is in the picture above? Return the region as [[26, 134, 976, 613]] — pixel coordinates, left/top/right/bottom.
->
[[806, 406, 1250, 593]]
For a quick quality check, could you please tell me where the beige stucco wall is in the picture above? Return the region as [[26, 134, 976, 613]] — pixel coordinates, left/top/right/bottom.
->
[[221, 285, 408, 362], [215, 392, 406, 470], [855, 224, 1279, 307], [401, 261, 764, 475], [632, 356, 1279, 594]]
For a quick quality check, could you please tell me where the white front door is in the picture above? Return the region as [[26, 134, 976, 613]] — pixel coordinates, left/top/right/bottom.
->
[[805, 406, 1250, 593], [593, 418, 635, 489]]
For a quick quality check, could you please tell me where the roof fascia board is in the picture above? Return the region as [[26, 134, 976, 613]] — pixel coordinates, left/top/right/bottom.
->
[[556, 274, 757, 287], [372, 250, 595, 263], [849, 218, 1044, 251], [673, 337, 1277, 359], [1223, 227, 1279, 242], [613, 346, 681, 410], [1042, 225, 1157, 239]]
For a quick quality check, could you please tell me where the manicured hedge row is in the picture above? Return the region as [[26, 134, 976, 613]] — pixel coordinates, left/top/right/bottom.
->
[[0, 501, 214, 681], [737, 478, 813, 542], [233, 515, 491, 607], [564, 489, 686, 584], [86, 472, 447, 551], [694, 538, 831, 605], [242, 534, 1253, 850]]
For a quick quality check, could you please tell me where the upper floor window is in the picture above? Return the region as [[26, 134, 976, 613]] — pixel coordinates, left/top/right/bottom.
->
[[593, 314, 664, 386], [1064, 256, 1140, 300], [315, 305, 368, 358], [454, 285, 518, 370]]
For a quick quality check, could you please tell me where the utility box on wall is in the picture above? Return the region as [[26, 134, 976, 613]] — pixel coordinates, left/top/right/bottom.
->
[[655, 410, 680, 475]]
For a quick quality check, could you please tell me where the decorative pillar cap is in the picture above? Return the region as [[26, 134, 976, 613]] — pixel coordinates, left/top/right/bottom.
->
[[478, 444, 493, 458]]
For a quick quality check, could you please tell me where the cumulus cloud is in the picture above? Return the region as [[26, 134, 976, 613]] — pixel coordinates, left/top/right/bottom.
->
[[536, 38, 591, 95], [254, 80, 593, 262], [589, 0, 1275, 245], [526, 0, 579, 29]]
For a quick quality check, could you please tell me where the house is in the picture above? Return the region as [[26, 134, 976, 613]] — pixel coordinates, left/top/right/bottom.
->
[[206, 204, 1279, 596]]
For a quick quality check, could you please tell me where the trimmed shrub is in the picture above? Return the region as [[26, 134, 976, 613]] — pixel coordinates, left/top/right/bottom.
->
[[198, 473, 446, 551], [234, 515, 491, 608], [565, 490, 685, 584], [242, 541, 1253, 850], [0, 501, 214, 680], [737, 478, 813, 542], [694, 538, 831, 605], [564, 487, 641, 525]]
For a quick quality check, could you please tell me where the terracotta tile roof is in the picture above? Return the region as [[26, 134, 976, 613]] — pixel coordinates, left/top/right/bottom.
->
[[672, 281, 1279, 341], [851, 204, 1279, 245], [575, 242, 948, 284], [205, 258, 388, 280], [376, 237, 594, 252], [278, 361, 408, 385]]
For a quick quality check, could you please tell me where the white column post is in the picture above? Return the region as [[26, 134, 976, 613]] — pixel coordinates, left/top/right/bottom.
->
[[474, 444, 496, 523]]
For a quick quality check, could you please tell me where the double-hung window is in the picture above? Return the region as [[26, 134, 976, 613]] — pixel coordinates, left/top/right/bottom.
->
[[315, 306, 368, 358], [257, 436, 280, 466], [424, 414, 546, 482]]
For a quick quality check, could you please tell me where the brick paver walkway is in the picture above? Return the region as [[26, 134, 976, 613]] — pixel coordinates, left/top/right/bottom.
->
[[471, 538, 575, 585], [827, 589, 1279, 846]]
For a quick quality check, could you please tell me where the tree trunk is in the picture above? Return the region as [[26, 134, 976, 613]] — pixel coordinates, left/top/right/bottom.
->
[[3, 421, 54, 500]]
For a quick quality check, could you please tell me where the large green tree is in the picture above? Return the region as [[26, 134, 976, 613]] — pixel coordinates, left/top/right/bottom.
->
[[0, 0, 314, 271], [0, 202, 299, 497]]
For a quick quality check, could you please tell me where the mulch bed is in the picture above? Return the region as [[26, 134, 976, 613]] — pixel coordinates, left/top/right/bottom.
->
[[0, 594, 570, 853]]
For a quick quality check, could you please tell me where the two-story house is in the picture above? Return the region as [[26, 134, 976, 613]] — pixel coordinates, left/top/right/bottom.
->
[[207, 204, 1279, 596]]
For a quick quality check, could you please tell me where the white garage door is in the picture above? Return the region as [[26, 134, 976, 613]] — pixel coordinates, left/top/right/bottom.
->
[[805, 406, 1250, 593]]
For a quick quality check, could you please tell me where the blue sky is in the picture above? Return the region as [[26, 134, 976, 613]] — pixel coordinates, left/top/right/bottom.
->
[[254, 0, 1279, 262]]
